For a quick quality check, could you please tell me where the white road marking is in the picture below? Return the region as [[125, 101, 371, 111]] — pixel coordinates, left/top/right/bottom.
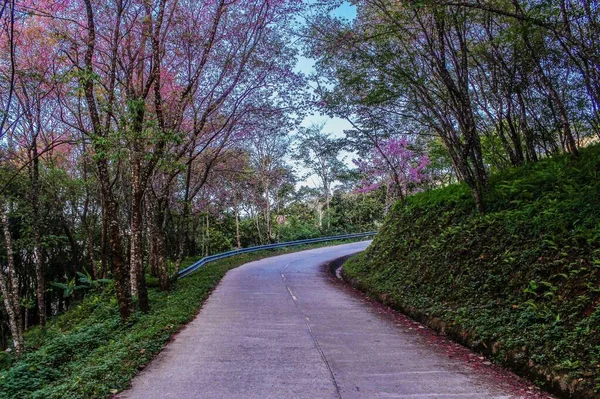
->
[[286, 286, 298, 301]]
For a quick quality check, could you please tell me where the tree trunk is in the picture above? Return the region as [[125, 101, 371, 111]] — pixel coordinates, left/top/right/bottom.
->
[[264, 181, 272, 243], [439, 131, 486, 213], [183, 157, 193, 256], [100, 201, 109, 279], [129, 156, 149, 312], [0, 204, 24, 354], [324, 179, 331, 230], [505, 100, 525, 165], [205, 214, 210, 256], [430, 10, 488, 212], [81, 138, 97, 279], [148, 192, 170, 291], [30, 136, 46, 327], [147, 199, 158, 278], [517, 91, 538, 162], [98, 163, 134, 320], [519, 26, 579, 155], [156, 226, 169, 291], [253, 209, 264, 245], [157, 201, 170, 290], [317, 201, 323, 229], [235, 205, 241, 249], [87, 220, 96, 279], [544, 78, 579, 155]]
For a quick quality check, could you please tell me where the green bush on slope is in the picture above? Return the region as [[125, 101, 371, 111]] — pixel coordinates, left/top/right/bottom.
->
[[344, 145, 600, 395], [0, 258, 234, 399]]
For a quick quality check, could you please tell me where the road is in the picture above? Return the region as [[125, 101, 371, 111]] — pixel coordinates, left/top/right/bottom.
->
[[120, 242, 549, 399]]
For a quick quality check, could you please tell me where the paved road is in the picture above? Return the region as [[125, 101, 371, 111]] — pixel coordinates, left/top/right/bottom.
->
[[120, 242, 547, 399]]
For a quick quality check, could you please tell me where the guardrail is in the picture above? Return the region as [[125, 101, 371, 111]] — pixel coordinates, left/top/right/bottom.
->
[[177, 231, 377, 279]]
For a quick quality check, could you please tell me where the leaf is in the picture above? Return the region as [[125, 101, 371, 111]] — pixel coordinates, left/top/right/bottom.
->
[[50, 282, 69, 290]]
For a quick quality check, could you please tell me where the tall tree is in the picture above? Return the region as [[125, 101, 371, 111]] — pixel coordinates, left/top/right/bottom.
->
[[295, 123, 346, 229]]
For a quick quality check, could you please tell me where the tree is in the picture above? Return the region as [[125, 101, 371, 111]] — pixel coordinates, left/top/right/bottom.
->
[[294, 123, 347, 229], [248, 128, 291, 243], [354, 137, 429, 211]]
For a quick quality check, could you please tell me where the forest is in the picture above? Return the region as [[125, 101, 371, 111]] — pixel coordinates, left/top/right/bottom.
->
[[0, 0, 598, 369]]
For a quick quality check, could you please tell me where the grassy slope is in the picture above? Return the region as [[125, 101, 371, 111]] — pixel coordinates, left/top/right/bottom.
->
[[0, 241, 362, 399], [344, 145, 600, 397]]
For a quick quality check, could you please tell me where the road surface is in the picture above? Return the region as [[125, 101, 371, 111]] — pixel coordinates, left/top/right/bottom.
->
[[120, 242, 549, 399]]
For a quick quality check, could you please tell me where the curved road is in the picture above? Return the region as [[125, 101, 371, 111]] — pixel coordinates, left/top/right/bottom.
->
[[120, 242, 549, 399]]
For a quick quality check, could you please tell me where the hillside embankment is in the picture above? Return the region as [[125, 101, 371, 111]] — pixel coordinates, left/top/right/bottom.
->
[[343, 145, 600, 398]]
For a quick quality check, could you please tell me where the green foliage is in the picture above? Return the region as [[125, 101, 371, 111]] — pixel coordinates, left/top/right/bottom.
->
[[76, 271, 112, 289], [49, 271, 111, 301], [327, 190, 384, 234], [49, 280, 87, 299], [277, 214, 322, 241], [205, 229, 234, 254], [0, 352, 12, 371], [345, 144, 600, 393]]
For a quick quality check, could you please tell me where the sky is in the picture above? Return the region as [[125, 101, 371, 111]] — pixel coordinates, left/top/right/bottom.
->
[[292, 2, 357, 189]]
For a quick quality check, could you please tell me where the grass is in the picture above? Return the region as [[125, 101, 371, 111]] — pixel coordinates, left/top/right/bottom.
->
[[344, 144, 600, 398], [0, 240, 364, 399]]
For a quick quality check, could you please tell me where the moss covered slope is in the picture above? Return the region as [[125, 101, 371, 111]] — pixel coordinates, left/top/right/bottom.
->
[[344, 145, 600, 397]]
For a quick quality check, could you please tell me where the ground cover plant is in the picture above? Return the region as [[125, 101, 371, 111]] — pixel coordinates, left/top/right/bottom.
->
[[344, 145, 600, 398]]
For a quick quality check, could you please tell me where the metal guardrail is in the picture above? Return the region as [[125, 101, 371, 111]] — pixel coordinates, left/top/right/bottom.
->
[[177, 231, 377, 279]]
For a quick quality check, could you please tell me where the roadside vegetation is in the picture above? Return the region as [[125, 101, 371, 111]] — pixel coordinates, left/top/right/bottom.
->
[[0, 242, 360, 399], [344, 145, 600, 398]]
